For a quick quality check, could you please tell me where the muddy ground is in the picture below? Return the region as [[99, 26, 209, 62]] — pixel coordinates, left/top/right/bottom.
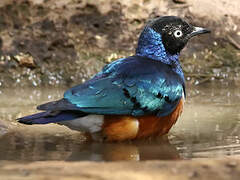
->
[[1, 158, 240, 180], [0, 1, 240, 179], [0, 0, 239, 87]]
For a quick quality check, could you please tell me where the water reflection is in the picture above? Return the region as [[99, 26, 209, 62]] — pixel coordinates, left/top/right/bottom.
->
[[68, 138, 180, 161], [0, 132, 179, 162]]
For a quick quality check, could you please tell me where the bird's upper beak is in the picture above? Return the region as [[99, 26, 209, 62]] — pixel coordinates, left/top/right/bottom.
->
[[190, 26, 211, 38]]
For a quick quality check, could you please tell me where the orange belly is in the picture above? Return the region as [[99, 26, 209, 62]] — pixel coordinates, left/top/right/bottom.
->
[[102, 98, 184, 141]]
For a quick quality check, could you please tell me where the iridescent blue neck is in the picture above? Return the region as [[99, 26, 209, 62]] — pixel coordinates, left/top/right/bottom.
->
[[136, 27, 184, 80]]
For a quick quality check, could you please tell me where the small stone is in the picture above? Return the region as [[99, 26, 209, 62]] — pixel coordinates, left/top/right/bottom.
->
[[173, 0, 187, 4], [14, 53, 36, 68], [226, 161, 237, 168]]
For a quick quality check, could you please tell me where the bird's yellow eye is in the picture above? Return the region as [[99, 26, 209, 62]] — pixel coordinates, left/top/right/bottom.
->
[[174, 30, 183, 38]]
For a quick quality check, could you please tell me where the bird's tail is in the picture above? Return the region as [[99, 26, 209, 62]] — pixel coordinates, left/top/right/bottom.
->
[[17, 111, 86, 125]]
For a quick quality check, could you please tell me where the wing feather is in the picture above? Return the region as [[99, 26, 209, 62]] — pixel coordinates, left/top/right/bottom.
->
[[61, 56, 184, 116]]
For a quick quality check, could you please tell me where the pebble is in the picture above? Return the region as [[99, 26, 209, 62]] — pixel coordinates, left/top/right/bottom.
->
[[226, 161, 237, 168], [173, 0, 187, 4], [14, 53, 36, 68]]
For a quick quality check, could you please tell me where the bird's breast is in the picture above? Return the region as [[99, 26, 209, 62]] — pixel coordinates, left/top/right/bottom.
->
[[102, 98, 184, 141]]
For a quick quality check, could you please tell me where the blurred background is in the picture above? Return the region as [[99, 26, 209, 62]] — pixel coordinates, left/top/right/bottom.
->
[[0, 0, 239, 88], [0, 0, 240, 167]]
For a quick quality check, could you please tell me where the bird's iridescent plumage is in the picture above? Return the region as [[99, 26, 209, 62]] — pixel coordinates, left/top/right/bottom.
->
[[18, 16, 210, 141], [63, 55, 184, 117]]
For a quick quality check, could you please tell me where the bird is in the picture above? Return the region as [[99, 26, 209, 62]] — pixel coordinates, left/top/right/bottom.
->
[[17, 16, 210, 141]]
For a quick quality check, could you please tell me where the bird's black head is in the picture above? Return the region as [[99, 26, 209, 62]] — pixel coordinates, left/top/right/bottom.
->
[[148, 16, 210, 55]]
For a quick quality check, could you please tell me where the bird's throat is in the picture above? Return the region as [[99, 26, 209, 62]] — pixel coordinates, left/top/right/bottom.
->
[[136, 27, 183, 80]]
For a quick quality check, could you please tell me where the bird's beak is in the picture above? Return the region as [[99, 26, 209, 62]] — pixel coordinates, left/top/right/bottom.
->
[[190, 26, 211, 38]]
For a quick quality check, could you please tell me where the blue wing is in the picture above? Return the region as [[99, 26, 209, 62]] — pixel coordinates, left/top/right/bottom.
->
[[38, 56, 185, 117]]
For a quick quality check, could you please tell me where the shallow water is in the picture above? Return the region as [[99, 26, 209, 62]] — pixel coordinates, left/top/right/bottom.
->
[[0, 82, 240, 162]]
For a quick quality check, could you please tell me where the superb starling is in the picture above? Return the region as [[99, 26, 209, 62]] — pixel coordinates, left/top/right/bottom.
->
[[18, 16, 210, 141]]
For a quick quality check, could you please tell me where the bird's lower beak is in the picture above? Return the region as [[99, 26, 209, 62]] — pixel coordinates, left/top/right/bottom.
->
[[190, 26, 211, 37]]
